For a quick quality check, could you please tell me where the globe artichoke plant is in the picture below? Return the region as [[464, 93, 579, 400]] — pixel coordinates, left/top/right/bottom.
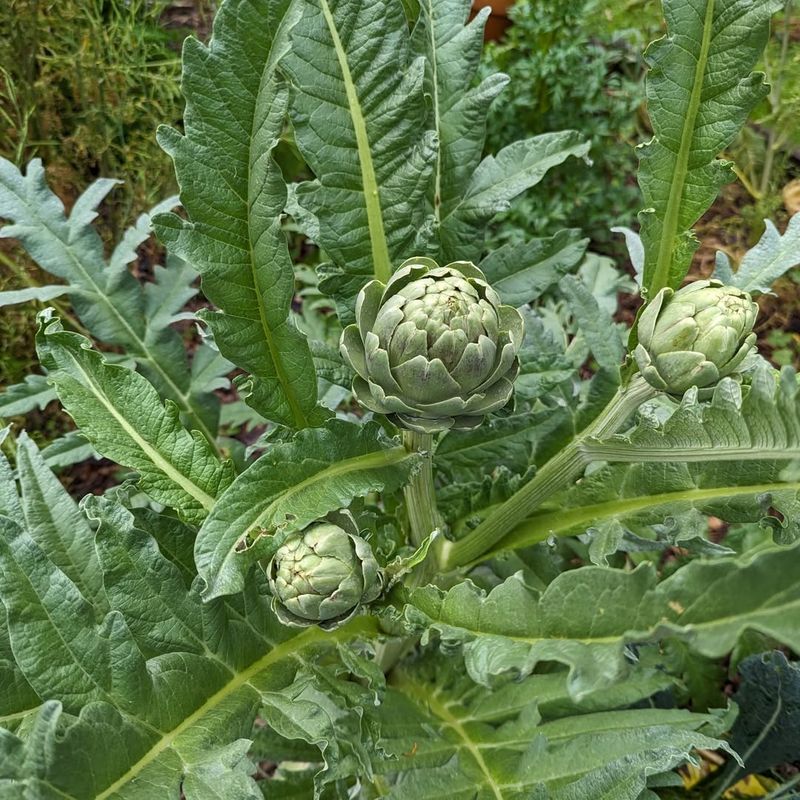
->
[[634, 279, 759, 396], [340, 258, 524, 433], [266, 516, 383, 630]]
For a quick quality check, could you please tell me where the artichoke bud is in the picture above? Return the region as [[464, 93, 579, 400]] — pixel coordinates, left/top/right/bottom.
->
[[340, 258, 524, 433], [634, 280, 758, 396], [267, 515, 383, 630]]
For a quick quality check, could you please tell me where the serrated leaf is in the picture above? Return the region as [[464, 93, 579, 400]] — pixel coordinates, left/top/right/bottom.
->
[[181, 740, 261, 800], [638, 0, 782, 293], [411, 0, 508, 263], [282, 0, 435, 318], [0, 604, 40, 724], [14, 432, 106, 611], [156, 0, 321, 430], [0, 500, 378, 799], [479, 229, 589, 307], [560, 273, 625, 375], [369, 655, 731, 799], [0, 515, 143, 712], [583, 365, 800, 465], [403, 541, 800, 697], [195, 420, 421, 599], [441, 132, 590, 262], [36, 316, 233, 524], [436, 413, 538, 480], [86, 497, 204, 657], [713, 214, 800, 295], [0, 159, 220, 444]]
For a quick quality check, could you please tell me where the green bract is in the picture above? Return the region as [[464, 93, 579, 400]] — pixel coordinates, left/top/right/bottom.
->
[[634, 280, 758, 395], [340, 258, 525, 433], [266, 519, 383, 630]]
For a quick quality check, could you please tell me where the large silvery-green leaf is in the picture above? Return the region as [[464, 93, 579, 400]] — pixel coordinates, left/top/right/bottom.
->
[[479, 229, 589, 308], [281, 0, 436, 317], [13, 432, 106, 611], [403, 541, 800, 698], [0, 502, 378, 799], [36, 316, 233, 524], [438, 131, 590, 264], [582, 366, 800, 465], [368, 655, 731, 799], [410, 0, 506, 262], [0, 160, 222, 444], [491, 457, 800, 565], [156, 0, 322, 430], [195, 421, 421, 599], [408, 0, 589, 263], [714, 213, 800, 294], [638, 0, 783, 294]]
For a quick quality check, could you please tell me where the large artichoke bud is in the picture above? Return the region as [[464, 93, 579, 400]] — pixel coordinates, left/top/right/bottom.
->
[[267, 518, 382, 630], [634, 279, 758, 395], [340, 258, 524, 433]]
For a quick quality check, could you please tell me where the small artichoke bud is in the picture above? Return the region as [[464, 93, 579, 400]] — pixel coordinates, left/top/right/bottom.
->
[[634, 280, 758, 395], [267, 520, 383, 630], [340, 258, 524, 433]]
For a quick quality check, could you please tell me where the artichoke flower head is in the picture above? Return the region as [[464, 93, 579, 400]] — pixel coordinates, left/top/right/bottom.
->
[[267, 515, 382, 630], [340, 258, 524, 433], [635, 279, 758, 396]]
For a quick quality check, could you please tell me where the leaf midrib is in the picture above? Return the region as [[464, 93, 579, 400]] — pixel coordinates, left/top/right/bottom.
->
[[414, 681, 505, 800], [424, 582, 800, 649], [319, 0, 392, 283], [63, 347, 216, 511], [94, 619, 374, 799], [650, 0, 716, 293], [246, 71, 309, 429], [33, 208, 221, 452], [492, 480, 800, 557], [582, 443, 800, 462], [424, 0, 443, 225]]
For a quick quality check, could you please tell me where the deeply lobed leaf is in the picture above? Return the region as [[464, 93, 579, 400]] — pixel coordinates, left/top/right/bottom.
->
[[283, 0, 436, 318], [36, 316, 234, 524], [638, 0, 783, 293], [156, 0, 322, 429], [403, 541, 800, 698]]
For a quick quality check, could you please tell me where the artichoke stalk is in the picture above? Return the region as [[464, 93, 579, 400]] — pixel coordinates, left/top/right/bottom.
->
[[340, 258, 524, 433], [267, 518, 382, 630], [634, 279, 758, 396]]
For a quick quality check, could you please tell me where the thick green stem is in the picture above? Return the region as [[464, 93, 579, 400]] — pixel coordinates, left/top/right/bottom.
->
[[375, 430, 441, 673], [440, 375, 658, 569], [402, 430, 441, 548]]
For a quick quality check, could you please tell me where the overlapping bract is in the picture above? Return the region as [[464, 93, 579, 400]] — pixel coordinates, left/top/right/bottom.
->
[[340, 258, 524, 433], [267, 517, 383, 630], [635, 280, 758, 396]]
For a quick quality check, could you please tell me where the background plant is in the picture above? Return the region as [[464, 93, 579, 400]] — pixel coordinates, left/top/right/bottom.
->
[[480, 0, 652, 252], [0, 0, 213, 391]]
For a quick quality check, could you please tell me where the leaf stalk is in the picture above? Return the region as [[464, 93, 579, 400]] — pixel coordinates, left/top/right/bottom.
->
[[441, 375, 658, 569]]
